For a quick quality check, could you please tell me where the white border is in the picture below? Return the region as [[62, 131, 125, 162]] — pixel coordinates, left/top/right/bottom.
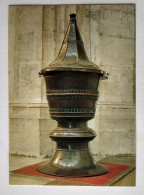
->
[[0, 0, 144, 195]]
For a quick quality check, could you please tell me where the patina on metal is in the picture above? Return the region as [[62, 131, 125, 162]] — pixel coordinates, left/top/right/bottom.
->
[[37, 13, 109, 177]]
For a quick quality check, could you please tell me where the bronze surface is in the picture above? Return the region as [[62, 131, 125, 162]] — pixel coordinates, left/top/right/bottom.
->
[[37, 13, 109, 177], [39, 14, 108, 78]]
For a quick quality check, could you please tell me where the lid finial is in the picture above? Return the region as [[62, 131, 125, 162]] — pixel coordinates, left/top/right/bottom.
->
[[70, 13, 76, 20]]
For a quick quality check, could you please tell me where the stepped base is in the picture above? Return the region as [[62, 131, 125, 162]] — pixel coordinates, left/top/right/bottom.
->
[[37, 123, 109, 177]]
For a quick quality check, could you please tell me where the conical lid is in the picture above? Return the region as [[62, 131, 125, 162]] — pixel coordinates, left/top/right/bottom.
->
[[40, 14, 108, 78]]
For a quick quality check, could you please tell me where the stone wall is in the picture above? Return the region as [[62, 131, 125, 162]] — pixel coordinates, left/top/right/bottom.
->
[[9, 4, 135, 157]]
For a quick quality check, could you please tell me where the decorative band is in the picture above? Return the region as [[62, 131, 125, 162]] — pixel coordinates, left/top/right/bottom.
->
[[51, 114, 95, 118], [47, 95, 98, 100], [47, 89, 98, 95], [49, 108, 96, 113]]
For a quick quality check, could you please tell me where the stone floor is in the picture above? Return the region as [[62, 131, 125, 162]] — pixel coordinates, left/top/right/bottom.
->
[[9, 154, 136, 186]]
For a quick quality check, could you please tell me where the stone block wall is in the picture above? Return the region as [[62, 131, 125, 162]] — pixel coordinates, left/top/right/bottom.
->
[[9, 4, 135, 157]]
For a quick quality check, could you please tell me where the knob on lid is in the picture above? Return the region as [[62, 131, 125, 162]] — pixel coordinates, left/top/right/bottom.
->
[[70, 13, 76, 20]]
